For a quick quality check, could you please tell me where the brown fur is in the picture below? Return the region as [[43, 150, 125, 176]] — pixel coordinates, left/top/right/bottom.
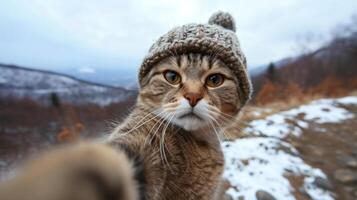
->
[[0, 54, 242, 200]]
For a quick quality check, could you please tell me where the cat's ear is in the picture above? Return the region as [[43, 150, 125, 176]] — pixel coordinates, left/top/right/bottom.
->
[[208, 11, 236, 32]]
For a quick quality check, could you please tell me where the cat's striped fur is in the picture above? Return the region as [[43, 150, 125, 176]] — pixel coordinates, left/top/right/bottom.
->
[[0, 54, 242, 200]]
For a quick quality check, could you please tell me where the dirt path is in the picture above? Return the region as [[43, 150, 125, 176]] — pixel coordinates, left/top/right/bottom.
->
[[288, 104, 357, 200]]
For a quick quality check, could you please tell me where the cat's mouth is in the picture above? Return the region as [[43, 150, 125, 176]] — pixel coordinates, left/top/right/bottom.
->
[[178, 112, 203, 120]]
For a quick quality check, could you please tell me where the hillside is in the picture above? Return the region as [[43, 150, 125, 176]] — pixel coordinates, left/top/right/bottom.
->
[[251, 19, 357, 105], [0, 64, 137, 106], [224, 96, 357, 200]]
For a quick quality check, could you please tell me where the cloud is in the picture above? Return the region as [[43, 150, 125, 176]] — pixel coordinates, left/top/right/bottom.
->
[[0, 0, 356, 71], [78, 67, 95, 74]]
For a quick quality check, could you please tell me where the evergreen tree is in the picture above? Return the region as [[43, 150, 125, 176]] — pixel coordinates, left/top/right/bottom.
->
[[266, 62, 276, 82]]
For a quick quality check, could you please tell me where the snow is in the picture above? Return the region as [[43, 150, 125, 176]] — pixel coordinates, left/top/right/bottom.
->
[[335, 96, 357, 105], [245, 97, 355, 138], [250, 108, 273, 117], [0, 77, 7, 84], [222, 96, 357, 200], [285, 99, 354, 124], [245, 114, 302, 138], [222, 138, 333, 200]]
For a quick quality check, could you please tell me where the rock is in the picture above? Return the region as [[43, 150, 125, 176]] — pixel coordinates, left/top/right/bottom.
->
[[313, 177, 333, 190], [334, 169, 357, 183], [353, 190, 357, 197], [223, 194, 233, 200], [344, 186, 354, 192], [256, 190, 276, 200], [313, 148, 325, 157], [339, 156, 357, 168], [352, 149, 357, 157], [298, 187, 309, 197], [0, 160, 7, 167], [346, 160, 357, 168]]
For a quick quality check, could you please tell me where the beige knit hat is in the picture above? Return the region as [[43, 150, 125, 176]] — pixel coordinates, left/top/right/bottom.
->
[[139, 11, 252, 106]]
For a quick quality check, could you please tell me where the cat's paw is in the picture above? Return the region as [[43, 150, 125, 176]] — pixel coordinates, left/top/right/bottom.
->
[[0, 142, 138, 200]]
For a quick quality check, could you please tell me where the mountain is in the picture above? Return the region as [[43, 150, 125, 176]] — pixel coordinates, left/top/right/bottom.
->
[[0, 64, 137, 106], [57, 67, 138, 89]]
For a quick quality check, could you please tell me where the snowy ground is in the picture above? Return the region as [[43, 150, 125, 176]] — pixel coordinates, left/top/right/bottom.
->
[[222, 96, 357, 200]]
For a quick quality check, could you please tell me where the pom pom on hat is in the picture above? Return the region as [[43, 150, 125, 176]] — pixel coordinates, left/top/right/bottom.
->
[[208, 11, 236, 32]]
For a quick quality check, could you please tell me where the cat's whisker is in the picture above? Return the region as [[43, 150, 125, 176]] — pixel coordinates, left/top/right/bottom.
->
[[209, 107, 250, 130], [207, 110, 235, 125], [112, 109, 165, 140], [112, 109, 157, 137], [144, 112, 170, 147], [209, 106, 237, 119], [160, 112, 176, 171], [163, 107, 179, 113], [202, 108, 232, 137], [162, 102, 180, 108], [152, 113, 173, 166], [207, 118, 222, 143], [209, 114, 238, 138], [196, 107, 222, 141], [207, 107, 237, 122], [208, 114, 233, 139]]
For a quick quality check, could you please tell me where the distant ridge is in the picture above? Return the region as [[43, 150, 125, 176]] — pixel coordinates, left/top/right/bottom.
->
[[0, 63, 128, 90], [0, 63, 137, 106]]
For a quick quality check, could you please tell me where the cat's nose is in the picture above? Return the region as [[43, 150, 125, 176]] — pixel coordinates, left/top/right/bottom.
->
[[183, 92, 203, 107]]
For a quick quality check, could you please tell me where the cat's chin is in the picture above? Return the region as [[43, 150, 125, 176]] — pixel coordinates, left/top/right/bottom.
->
[[172, 115, 207, 131]]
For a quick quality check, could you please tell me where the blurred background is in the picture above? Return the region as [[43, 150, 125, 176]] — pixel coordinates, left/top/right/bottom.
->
[[0, 0, 357, 200]]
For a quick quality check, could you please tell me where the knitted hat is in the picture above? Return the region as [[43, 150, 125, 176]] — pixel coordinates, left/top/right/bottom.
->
[[139, 11, 252, 106]]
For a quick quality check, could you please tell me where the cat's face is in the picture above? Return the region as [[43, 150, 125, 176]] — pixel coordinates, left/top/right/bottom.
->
[[139, 54, 241, 131]]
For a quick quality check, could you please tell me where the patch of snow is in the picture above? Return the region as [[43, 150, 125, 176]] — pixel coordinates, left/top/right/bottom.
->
[[285, 100, 354, 124], [222, 97, 356, 200], [222, 138, 333, 200], [245, 97, 355, 138], [0, 77, 7, 84], [249, 108, 273, 117], [335, 96, 357, 105], [251, 111, 262, 117], [245, 114, 302, 138]]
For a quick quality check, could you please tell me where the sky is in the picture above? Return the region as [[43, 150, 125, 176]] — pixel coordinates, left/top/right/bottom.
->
[[0, 0, 356, 73]]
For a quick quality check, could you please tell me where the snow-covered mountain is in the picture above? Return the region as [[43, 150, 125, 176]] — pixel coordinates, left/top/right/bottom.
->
[[0, 64, 137, 106], [58, 67, 138, 89]]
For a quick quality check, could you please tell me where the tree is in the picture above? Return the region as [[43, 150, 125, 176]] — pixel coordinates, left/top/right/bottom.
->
[[266, 62, 277, 83], [50, 92, 61, 108]]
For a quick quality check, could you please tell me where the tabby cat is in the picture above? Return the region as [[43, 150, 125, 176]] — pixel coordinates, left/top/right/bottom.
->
[[0, 11, 252, 200]]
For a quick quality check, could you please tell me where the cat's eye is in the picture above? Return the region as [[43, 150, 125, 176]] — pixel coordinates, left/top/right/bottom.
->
[[163, 70, 181, 85], [206, 74, 225, 87]]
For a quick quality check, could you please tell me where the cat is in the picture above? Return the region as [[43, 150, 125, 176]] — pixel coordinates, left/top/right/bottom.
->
[[0, 11, 252, 200], [0, 54, 242, 200], [107, 54, 240, 199]]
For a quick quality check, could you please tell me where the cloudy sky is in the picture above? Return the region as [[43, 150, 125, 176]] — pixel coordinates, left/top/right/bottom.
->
[[0, 0, 356, 72]]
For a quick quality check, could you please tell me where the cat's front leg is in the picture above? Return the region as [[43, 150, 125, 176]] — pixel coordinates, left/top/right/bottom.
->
[[0, 142, 139, 200]]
